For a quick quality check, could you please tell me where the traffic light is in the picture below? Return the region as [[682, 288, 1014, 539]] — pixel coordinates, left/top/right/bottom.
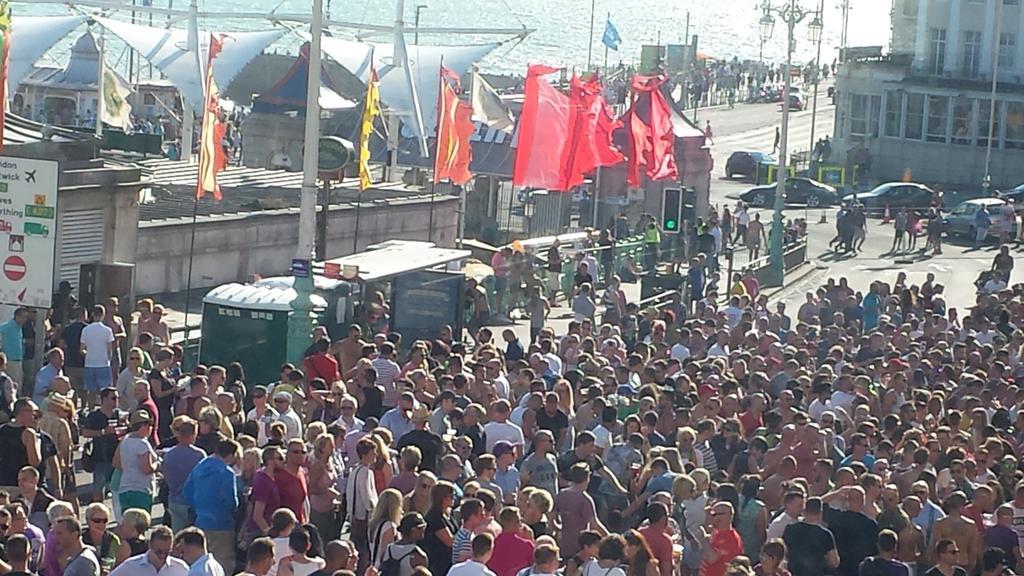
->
[[662, 188, 682, 233]]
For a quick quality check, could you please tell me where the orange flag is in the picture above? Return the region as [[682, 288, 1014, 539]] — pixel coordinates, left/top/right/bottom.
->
[[433, 66, 474, 186], [197, 34, 227, 200]]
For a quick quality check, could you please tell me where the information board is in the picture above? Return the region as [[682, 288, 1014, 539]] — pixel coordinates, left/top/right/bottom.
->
[[0, 156, 59, 308], [391, 270, 464, 344]]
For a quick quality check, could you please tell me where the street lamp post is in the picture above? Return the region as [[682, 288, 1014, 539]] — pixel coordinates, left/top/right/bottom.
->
[[760, 0, 822, 287], [806, 0, 824, 173], [414, 4, 427, 45], [286, 0, 324, 364]]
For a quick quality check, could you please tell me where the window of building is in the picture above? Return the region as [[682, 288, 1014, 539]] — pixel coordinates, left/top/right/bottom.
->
[[963, 31, 982, 77], [1005, 0, 1019, 6], [999, 33, 1016, 69], [977, 99, 1002, 148], [951, 96, 973, 144], [928, 28, 947, 75], [903, 0, 919, 15], [906, 93, 925, 139], [869, 95, 882, 138], [885, 91, 903, 137], [850, 94, 869, 138], [143, 93, 157, 106], [1005, 101, 1024, 149], [926, 95, 949, 142]]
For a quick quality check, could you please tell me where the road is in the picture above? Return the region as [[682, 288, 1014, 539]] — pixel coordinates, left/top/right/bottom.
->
[[697, 88, 1008, 311]]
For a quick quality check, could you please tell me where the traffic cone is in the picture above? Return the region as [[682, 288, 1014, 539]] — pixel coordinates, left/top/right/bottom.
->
[[881, 204, 891, 224]]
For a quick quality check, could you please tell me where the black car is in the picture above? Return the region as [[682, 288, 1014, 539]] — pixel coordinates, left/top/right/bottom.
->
[[725, 150, 776, 180], [739, 177, 839, 207], [841, 182, 935, 215]]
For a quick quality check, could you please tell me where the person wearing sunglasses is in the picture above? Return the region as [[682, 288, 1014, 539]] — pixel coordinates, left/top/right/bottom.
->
[[109, 525, 188, 576], [276, 438, 310, 524], [82, 502, 120, 576]]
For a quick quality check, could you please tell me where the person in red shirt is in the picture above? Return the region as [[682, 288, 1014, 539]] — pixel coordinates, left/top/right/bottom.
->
[[638, 503, 675, 576], [303, 338, 340, 387], [700, 502, 743, 576], [275, 438, 310, 524], [487, 506, 535, 576], [962, 483, 992, 534]]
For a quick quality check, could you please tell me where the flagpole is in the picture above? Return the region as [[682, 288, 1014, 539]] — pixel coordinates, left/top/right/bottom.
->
[[182, 181, 200, 350], [429, 56, 444, 243], [586, 0, 596, 71], [181, 0, 198, 163], [95, 28, 104, 138]]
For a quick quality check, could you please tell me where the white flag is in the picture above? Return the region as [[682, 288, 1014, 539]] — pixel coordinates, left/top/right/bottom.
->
[[101, 65, 133, 131], [470, 71, 515, 133]]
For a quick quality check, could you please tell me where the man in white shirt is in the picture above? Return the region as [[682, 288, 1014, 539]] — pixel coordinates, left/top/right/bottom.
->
[[81, 305, 115, 408], [483, 399, 524, 453], [670, 330, 691, 362], [485, 360, 510, 400], [592, 407, 618, 456], [707, 331, 731, 358], [271, 392, 303, 441], [110, 526, 189, 576], [766, 491, 804, 541], [346, 437, 379, 571], [723, 296, 743, 329], [447, 533, 496, 576], [176, 528, 224, 576], [245, 386, 278, 447]]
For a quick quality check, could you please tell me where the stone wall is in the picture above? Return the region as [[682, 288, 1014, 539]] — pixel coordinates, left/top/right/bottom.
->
[[135, 196, 460, 294]]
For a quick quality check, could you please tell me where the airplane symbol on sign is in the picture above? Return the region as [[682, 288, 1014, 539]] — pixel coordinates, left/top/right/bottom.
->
[[25, 170, 36, 183]]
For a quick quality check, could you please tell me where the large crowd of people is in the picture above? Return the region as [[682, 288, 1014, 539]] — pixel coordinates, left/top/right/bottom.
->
[[0, 224, 1023, 576]]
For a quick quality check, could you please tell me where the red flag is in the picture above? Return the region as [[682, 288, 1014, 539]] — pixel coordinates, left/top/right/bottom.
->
[[433, 66, 475, 186], [558, 75, 623, 190], [513, 65, 570, 190], [625, 75, 677, 187], [197, 34, 227, 201]]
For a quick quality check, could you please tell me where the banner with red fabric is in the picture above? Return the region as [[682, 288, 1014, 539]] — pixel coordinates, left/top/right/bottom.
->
[[625, 74, 678, 187], [512, 64, 570, 190], [197, 34, 228, 201], [433, 65, 474, 186], [558, 75, 624, 190]]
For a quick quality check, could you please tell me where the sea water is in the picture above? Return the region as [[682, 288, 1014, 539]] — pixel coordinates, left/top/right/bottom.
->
[[21, 0, 891, 75]]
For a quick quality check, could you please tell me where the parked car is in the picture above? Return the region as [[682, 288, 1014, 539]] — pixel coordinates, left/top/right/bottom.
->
[[841, 182, 935, 215], [739, 177, 839, 207], [997, 183, 1024, 203], [784, 93, 805, 111], [725, 150, 776, 180], [943, 197, 1017, 239]]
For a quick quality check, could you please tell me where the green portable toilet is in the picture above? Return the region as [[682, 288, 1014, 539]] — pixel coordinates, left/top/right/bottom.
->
[[200, 283, 327, 385]]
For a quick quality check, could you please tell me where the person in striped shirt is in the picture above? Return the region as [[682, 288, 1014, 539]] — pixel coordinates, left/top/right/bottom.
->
[[372, 342, 402, 408]]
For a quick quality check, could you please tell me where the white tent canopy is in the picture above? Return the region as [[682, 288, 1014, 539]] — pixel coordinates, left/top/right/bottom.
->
[[10, 15, 88, 90], [318, 35, 498, 140], [93, 16, 286, 110]]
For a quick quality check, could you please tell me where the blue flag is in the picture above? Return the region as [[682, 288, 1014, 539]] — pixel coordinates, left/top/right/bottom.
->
[[602, 18, 622, 51]]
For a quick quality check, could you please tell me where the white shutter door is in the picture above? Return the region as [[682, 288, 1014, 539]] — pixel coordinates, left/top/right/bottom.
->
[[59, 208, 106, 286]]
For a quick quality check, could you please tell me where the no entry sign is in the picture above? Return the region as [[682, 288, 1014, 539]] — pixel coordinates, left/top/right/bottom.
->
[[0, 156, 58, 308], [3, 255, 26, 281]]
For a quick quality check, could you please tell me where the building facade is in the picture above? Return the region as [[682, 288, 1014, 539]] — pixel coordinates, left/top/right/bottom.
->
[[834, 0, 1024, 188]]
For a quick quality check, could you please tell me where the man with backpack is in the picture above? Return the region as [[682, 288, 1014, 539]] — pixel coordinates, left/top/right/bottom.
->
[[380, 512, 428, 576]]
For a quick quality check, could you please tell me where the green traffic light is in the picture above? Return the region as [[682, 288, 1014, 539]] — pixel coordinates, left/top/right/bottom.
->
[[665, 219, 678, 230]]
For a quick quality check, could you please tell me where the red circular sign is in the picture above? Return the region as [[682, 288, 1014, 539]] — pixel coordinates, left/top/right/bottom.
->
[[3, 255, 26, 281]]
